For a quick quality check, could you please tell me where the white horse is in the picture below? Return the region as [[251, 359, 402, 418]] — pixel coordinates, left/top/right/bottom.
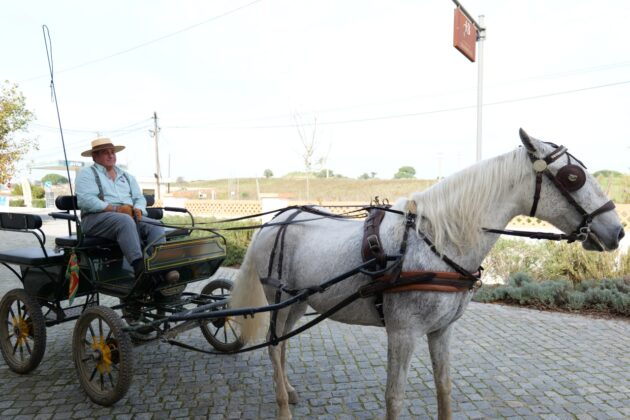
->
[[230, 129, 624, 420]]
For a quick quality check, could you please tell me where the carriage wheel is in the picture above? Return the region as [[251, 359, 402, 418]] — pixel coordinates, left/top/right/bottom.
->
[[0, 288, 47, 374], [72, 306, 133, 406], [199, 279, 243, 352]]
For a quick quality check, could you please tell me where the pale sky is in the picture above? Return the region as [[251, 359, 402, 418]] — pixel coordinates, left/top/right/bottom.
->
[[4, 0, 630, 183]]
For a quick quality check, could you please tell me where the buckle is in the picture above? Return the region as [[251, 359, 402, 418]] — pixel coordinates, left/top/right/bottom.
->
[[576, 226, 590, 242], [367, 234, 381, 253]]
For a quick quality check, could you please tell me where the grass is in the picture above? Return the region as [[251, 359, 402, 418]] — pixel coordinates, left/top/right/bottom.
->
[[172, 172, 630, 203]]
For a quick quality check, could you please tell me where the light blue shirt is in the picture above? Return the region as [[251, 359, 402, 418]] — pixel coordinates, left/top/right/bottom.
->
[[76, 163, 147, 215]]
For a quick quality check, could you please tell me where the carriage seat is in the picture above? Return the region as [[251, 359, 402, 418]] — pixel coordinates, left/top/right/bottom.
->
[[0, 212, 65, 266], [51, 195, 187, 248]]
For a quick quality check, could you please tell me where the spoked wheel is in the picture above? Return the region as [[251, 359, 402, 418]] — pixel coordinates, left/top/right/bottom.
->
[[199, 278, 243, 352], [0, 288, 46, 373], [72, 306, 133, 406]]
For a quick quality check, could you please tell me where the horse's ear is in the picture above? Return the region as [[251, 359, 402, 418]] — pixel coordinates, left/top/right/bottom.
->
[[519, 128, 537, 152]]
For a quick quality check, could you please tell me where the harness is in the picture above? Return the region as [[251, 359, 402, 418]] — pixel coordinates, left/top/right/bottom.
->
[[360, 201, 481, 323], [483, 143, 616, 243]]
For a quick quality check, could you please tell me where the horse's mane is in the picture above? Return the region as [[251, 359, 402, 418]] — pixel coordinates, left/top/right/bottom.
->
[[408, 147, 532, 254]]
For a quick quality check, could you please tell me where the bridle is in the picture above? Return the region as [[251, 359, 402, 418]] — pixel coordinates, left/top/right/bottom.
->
[[484, 143, 616, 244]]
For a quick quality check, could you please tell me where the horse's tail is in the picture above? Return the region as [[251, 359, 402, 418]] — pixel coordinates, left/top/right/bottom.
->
[[230, 233, 270, 344]]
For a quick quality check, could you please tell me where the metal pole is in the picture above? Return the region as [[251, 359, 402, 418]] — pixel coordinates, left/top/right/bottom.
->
[[476, 15, 485, 162], [152, 111, 161, 200]]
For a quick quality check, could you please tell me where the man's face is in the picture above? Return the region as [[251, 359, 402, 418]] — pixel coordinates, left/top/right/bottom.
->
[[93, 148, 117, 169]]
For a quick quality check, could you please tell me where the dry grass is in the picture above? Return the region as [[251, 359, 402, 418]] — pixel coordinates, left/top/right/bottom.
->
[[174, 177, 437, 202]]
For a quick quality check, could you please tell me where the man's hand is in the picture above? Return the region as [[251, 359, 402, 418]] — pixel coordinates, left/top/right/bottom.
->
[[133, 208, 142, 221], [114, 204, 133, 217]]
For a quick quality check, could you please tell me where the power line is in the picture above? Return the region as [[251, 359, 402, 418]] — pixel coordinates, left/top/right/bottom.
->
[[31, 118, 151, 135], [163, 78, 630, 130]]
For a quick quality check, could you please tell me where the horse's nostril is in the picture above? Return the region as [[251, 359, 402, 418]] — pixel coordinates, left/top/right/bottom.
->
[[619, 228, 626, 241]]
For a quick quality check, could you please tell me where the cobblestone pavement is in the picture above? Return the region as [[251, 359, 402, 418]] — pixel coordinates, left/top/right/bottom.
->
[[0, 213, 629, 419]]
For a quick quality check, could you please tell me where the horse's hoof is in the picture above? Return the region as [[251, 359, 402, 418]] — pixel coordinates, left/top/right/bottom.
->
[[288, 390, 299, 404]]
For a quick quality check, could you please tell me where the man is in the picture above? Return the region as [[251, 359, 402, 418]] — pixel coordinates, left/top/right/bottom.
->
[[75, 137, 179, 284]]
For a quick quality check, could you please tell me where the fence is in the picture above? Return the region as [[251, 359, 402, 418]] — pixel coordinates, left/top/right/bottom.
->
[[159, 199, 630, 229]]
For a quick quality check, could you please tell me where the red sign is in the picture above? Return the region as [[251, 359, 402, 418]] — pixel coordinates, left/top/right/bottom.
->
[[453, 7, 477, 62]]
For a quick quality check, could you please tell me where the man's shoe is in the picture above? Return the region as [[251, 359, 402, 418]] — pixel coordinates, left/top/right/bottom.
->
[[165, 270, 180, 284]]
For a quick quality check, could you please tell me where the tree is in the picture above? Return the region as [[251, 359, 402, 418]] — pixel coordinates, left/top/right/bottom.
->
[[359, 172, 377, 180], [394, 166, 416, 179], [263, 169, 274, 178], [0, 82, 36, 184], [294, 113, 318, 200], [41, 173, 68, 185], [315, 169, 335, 178]]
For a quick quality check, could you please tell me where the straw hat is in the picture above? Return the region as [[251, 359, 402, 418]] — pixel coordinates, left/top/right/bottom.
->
[[81, 138, 125, 157]]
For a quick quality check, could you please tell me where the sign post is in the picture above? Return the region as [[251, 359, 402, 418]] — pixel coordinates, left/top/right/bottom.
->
[[452, 1, 486, 162]]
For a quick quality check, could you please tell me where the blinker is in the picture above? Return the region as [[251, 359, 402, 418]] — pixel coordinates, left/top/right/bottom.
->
[[556, 164, 586, 192]]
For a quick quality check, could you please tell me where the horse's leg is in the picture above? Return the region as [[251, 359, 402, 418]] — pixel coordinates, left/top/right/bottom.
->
[[385, 328, 416, 420], [268, 309, 293, 420], [428, 324, 454, 420], [280, 303, 307, 405]]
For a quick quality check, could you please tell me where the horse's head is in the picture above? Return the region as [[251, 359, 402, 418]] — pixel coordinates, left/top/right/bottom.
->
[[519, 128, 625, 251]]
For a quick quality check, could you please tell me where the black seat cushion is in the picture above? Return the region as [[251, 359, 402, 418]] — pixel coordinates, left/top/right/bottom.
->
[[0, 247, 64, 266], [0, 213, 42, 230]]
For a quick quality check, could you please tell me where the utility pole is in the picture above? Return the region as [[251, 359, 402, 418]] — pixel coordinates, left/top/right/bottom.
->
[[150, 112, 161, 200], [476, 15, 486, 162], [452, 0, 486, 162]]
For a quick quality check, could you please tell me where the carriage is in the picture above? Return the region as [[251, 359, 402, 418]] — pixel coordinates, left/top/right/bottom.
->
[[0, 195, 243, 406]]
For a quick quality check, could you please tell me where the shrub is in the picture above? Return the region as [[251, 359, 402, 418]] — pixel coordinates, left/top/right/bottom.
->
[[473, 277, 630, 317], [9, 199, 24, 207], [484, 239, 628, 283], [32, 199, 46, 208], [31, 185, 45, 199], [11, 184, 22, 196], [507, 272, 533, 287], [163, 215, 255, 268]]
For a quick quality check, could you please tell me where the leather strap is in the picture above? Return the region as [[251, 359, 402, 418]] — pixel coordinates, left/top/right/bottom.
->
[[361, 209, 387, 269]]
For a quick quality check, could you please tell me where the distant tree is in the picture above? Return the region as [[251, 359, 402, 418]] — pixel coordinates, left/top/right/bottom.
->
[[315, 169, 334, 178], [176, 176, 186, 184], [370, 172, 377, 179], [263, 169, 274, 178], [0, 82, 36, 184], [41, 173, 68, 185], [358, 173, 370, 180], [394, 166, 416, 179]]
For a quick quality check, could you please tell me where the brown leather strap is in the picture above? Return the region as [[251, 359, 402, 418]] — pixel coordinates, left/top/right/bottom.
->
[[382, 270, 481, 293], [361, 209, 387, 269]]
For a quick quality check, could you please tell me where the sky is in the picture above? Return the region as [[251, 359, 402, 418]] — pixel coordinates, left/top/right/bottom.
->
[[3, 0, 630, 184]]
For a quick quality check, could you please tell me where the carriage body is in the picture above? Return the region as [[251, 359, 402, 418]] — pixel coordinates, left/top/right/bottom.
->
[[0, 196, 241, 405]]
